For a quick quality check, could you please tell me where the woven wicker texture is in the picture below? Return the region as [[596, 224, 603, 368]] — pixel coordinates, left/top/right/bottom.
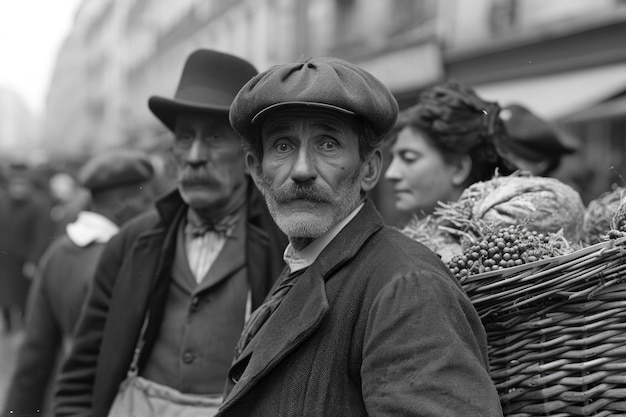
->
[[461, 236, 626, 416]]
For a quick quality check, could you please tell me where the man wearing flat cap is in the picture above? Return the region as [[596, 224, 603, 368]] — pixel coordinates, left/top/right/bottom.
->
[[3, 150, 155, 417], [218, 57, 503, 416], [54, 50, 287, 417]]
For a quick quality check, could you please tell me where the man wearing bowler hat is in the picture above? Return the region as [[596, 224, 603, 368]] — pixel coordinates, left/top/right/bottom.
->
[[54, 50, 287, 417], [217, 57, 503, 416], [3, 150, 155, 417]]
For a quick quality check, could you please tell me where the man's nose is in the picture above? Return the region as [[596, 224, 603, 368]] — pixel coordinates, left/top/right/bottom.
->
[[186, 138, 209, 166], [291, 147, 317, 183]]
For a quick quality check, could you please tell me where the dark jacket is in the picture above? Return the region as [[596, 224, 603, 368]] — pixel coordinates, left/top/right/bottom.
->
[[218, 200, 503, 417], [54, 183, 287, 417], [3, 235, 106, 416], [0, 191, 52, 308]]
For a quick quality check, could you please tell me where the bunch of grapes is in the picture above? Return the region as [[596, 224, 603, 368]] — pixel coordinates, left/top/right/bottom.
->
[[448, 224, 569, 281]]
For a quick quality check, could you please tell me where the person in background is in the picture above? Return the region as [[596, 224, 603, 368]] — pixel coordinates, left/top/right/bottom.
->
[[0, 171, 53, 333], [218, 57, 502, 416], [54, 49, 287, 417], [48, 171, 91, 239], [2, 150, 156, 417], [498, 103, 578, 176], [384, 80, 518, 220]]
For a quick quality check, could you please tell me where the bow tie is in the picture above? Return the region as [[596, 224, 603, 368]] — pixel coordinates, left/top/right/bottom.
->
[[185, 212, 241, 238], [186, 223, 231, 238]]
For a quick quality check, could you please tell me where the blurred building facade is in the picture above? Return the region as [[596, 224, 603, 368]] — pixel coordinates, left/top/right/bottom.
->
[[0, 88, 39, 165], [43, 0, 626, 208]]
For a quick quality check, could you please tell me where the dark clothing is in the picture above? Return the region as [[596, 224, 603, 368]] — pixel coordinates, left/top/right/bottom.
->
[[3, 235, 106, 416], [141, 209, 250, 393], [54, 184, 287, 417], [219, 200, 502, 417], [0, 193, 52, 309]]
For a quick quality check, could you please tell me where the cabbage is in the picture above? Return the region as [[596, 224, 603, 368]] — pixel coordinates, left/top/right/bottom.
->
[[435, 172, 585, 243], [583, 186, 626, 244]]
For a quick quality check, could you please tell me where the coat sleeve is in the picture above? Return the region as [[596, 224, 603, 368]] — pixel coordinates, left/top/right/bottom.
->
[[53, 231, 127, 416], [2, 249, 62, 416], [361, 270, 503, 417]]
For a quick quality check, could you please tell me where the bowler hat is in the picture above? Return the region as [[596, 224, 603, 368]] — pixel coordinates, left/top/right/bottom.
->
[[78, 150, 154, 193], [229, 56, 399, 139], [149, 49, 258, 132], [500, 104, 578, 162]]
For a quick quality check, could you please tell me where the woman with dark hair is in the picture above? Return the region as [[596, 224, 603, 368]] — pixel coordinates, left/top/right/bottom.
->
[[385, 80, 517, 218]]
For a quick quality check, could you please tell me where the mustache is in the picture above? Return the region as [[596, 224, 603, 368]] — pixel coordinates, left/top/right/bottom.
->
[[179, 167, 219, 186], [258, 176, 332, 204]]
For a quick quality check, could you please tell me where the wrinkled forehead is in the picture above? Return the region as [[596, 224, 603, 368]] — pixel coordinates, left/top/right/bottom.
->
[[260, 105, 359, 138]]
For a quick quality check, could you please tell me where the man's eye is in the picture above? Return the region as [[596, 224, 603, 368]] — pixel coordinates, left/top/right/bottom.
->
[[206, 132, 225, 142], [320, 141, 337, 150], [176, 133, 193, 142], [275, 142, 292, 153]]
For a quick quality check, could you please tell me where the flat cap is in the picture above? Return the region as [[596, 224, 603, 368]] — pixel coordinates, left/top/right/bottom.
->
[[78, 150, 154, 193], [230, 57, 399, 139]]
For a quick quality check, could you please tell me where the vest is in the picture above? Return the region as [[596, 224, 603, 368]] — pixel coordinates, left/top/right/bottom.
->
[[141, 213, 248, 394]]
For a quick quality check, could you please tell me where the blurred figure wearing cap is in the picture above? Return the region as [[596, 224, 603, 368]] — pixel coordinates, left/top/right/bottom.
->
[[3, 150, 155, 417], [55, 50, 286, 417], [220, 57, 502, 416]]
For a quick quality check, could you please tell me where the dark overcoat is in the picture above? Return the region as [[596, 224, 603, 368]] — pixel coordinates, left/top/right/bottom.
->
[[0, 191, 52, 308], [3, 235, 106, 416], [54, 183, 287, 417], [218, 200, 503, 417]]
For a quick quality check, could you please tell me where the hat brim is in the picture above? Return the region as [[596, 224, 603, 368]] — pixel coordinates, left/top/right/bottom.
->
[[149, 95, 230, 132], [251, 101, 356, 127]]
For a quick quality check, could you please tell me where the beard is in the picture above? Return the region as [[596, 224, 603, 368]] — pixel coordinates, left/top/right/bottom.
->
[[254, 166, 364, 240]]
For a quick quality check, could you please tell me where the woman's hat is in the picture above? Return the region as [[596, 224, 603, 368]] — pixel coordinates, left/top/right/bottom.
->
[[500, 104, 578, 162], [149, 49, 258, 132]]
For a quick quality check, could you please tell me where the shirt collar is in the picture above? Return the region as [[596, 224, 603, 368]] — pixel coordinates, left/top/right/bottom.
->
[[283, 202, 364, 273], [66, 211, 119, 247]]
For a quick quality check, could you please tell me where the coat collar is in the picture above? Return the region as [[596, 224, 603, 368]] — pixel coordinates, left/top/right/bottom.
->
[[221, 199, 384, 410]]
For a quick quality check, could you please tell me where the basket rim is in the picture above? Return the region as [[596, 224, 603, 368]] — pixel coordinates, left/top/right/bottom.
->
[[461, 236, 626, 284]]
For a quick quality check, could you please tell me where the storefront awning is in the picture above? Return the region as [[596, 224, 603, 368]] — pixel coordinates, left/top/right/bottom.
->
[[473, 63, 626, 120]]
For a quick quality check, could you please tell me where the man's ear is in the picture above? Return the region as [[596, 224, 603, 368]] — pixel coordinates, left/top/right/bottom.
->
[[246, 152, 261, 183], [451, 155, 472, 186], [360, 149, 383, 192]]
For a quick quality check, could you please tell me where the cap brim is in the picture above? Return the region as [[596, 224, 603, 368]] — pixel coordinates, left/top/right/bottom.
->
[[149, 96, 230, 132], [251, 101, 356, 127]]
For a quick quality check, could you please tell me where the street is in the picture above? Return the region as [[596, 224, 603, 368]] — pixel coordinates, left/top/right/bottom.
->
[[0, 329, 22, 410]]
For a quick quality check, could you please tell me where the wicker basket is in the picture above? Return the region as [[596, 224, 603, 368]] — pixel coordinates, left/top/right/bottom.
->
[[460, 236, 626, 416]]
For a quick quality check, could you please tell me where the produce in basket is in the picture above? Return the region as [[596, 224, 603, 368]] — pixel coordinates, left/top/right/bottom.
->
[[459, 236, 626, 416], [435, 172, 585, 243], [582, 185, 626, 244], [399, 215, 462, 264], [447, 223, 573, 281]]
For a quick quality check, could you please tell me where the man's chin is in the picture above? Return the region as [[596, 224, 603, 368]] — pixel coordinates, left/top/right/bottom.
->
[[180, 188, 221, 209], [273, 211, 334, 240]]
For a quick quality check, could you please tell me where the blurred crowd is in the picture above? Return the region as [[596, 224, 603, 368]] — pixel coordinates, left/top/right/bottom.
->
[[0, 152, 176, 334]]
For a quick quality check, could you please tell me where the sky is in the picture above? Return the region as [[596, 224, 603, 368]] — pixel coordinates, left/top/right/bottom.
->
[[0, 0, 83, 115]]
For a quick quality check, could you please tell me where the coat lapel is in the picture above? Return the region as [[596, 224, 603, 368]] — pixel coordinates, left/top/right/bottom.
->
[[224, 264, 328, 406], [221, 200, 385, 410]]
